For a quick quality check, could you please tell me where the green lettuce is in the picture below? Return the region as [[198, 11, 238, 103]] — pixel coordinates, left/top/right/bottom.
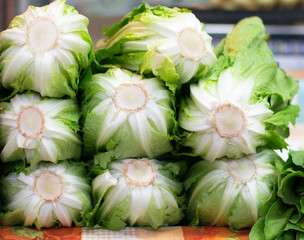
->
[[178, 17, 299, 161], [0, 161, 92, 229], [0, 0, 94, 99], [81, 67, 177, 165], [94, 2, 216, 93], [0, 93, 82, 168], [185, 150, 280, 230], [250, 151, 304, 239], [87, 158, 185, 230]]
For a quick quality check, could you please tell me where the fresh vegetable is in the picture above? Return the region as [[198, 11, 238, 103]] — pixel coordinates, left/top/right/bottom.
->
[[185, 150, 279, 230], [0, 0, 94, 99], [88, 158, 184, 230], [179, 67, 273, 161], [179, 17, 299, 161], [0, 161, 91, 229], [81, 68, 176, 166], [95, 2, 216, 92], [250, 151, 304, 240], [0, 93, 82, 167]]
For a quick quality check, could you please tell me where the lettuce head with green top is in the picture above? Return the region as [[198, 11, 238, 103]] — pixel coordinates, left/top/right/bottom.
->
[[0, 0, 94, 99], [95, 2, 216, 93], [178, 17, 299, 161]]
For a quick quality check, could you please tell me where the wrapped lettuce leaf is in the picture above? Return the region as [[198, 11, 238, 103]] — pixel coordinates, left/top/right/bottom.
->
[[87, 158, 184, 230], [185, 150, 279, 230], [0, 93, 82, 167], [81, 67, 176, 166], [0, 161, 91, 229], [0, 0, 94, 99], [95, 2, 216, 92]]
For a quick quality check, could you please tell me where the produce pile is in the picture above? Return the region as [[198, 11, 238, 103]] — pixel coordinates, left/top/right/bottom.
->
[[0, 0, 302, 238]]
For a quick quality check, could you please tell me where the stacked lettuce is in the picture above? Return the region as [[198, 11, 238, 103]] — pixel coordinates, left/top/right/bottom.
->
[[180, 17, 299, 230], [0, 0, 93, 228], [0, 0, 301, 234]]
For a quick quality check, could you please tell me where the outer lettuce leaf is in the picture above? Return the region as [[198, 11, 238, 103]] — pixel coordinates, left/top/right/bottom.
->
[[250, 151, 304, 239]]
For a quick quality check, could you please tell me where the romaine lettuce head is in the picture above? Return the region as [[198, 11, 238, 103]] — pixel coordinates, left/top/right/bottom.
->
[[81, 68, 176, 166], [178, 17, 299, 161], [88, 158, 184, 230], [185, 150, 279, 230], [0, 161, 91, 229], [95, 2, 216, 92], [0, 93, 82, 167], [0, 0, 94, 99]]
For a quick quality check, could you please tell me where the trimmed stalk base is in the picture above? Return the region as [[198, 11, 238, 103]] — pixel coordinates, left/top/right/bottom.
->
[[34, 170, 64, 202], [213, 103, 246, 139], [27, 17, 59, 53], [17, 106, 45, 139], [123, 159, 155, 186], [114, 83, 148, 114], [178, 27, 206, 60]]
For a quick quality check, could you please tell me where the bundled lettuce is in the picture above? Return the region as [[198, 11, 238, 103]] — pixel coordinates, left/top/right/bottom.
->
[[0, 161, 91, 229], [179, 17, 299, 161], [95, 2, 216, 92], [0, 93, 82, 167], [185, 150, 279, 230], [0, 0, 94, 99], [250, 151, 304, 240], [87, 158, 184, 230], [81, 68, 176, 166]]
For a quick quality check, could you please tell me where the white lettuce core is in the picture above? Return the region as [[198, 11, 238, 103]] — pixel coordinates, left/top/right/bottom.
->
[[123, 159, 155, 186], [113, 83, 148, 113], [178, 28, 206, 61], [27, 17, 59, 53], [34, 170, 64, 202], [17, 106, 45, 139], [213, 103, 246, 138], [227, 159, 257, 184]]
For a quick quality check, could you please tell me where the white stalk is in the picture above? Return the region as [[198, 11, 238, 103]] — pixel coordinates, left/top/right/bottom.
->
[[33, 170, 63, 202], [26, 17, 59, 54], [123, 159, 155, 186], [177, 27, 206, 61], [17, 106, 45, 139], [212, 103, 246, 139], [113, 83, 148, 114]]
